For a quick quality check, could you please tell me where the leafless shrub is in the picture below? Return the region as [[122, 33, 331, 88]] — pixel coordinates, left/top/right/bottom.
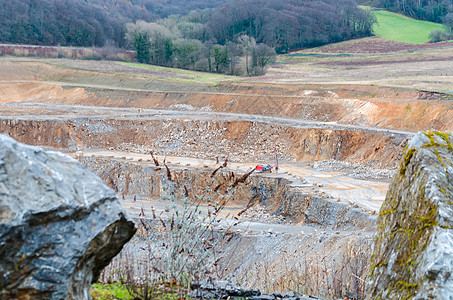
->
[[100, 163, 248, 298], [230, 168, 255, 188], [165, 164, 172, 181], [211, 165, 223, 177], [222, 157, 228, 168], [150, 151, 160, 166]]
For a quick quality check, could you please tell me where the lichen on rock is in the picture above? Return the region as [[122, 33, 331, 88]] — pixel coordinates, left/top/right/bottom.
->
[[0, 134, 136, 299], [367, 131, 453, 299]]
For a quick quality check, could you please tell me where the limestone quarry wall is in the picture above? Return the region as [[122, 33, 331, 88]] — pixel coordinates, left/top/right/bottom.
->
[[0, 118, 407, 168], [80, 156, 375, 230], [86, 154, 377, 298]]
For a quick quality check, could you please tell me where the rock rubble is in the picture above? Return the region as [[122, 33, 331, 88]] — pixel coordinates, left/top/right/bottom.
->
[[189, 280, 323, 300], [312, 160, 394, 180]]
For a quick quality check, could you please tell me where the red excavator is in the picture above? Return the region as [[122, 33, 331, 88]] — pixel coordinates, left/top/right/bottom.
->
[[255, 164, 273, 172], [255, 148, 279, 173]]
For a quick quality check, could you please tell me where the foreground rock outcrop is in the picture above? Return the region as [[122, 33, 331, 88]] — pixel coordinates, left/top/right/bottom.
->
[[0, 134, 136, 299], [368, 131, 453, 299]]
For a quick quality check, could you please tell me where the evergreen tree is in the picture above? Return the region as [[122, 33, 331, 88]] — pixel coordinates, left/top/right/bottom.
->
[[133, 32, 150, 64]]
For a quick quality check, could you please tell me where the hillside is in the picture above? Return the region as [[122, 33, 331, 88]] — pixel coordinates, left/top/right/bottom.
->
[[365, 7, 448, 43], [0, 0, 377, 52]]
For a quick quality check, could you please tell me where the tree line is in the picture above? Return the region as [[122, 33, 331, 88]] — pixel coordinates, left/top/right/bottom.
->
[[126, 19, 276, 76], [208, 0, 376, 53]]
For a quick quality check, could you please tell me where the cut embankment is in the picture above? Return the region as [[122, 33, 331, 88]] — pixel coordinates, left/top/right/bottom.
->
[[2, 78, 453, 131], [0, 116, 408, 169]]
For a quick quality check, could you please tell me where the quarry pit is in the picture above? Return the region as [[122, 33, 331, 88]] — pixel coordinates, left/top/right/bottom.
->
[[1, 58, 452, 298]]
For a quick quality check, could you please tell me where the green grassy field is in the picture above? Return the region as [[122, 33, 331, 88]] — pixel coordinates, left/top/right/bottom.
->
[[361, 6, 448, 44]]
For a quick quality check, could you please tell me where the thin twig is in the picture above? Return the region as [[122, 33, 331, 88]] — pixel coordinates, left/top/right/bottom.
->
[[352, 273, 366, 283]]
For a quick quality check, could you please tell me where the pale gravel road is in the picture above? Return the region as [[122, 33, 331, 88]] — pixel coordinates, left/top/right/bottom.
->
[[0, 102, 414, 138]]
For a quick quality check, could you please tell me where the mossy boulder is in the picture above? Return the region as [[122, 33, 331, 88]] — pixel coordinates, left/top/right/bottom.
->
[[367, 131, 453, 299]]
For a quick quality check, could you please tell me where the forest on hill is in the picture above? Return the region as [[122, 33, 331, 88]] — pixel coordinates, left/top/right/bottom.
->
[[0, 0, 377, 75], [0, 0, 231, 47], [124, 0, 376, 75], [208, 0, 376, 52], [0, 0, 375, 49]]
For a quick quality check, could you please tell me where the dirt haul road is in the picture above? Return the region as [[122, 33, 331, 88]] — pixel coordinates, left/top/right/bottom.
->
[[0, 102, 413, 136]]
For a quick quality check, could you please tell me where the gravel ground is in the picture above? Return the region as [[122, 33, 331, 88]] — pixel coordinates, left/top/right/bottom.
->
[[311, 160, 395, 180]]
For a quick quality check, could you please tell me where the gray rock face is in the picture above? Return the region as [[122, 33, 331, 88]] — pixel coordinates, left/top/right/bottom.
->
[[189, 280, 322, 300], [190, 280, 261, 299], [367, 131, 453, 299], [0, 134, 136, 299]]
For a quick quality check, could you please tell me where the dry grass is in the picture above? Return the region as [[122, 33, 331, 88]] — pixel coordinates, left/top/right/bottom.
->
[[256, 43, 453, 94], [247, 238, 371, 299], [4, 35, 453, 95]]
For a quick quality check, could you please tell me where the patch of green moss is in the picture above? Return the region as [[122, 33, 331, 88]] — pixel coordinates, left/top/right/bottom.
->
[[434, 131, 453, 151], [378, 208, 395, 216], [416, 214, 439, 228], [422, 131, 449, 149], [392, 280, 421, 300], [90, 283, 185, 300], [400, 147, 417, 176], [370, 261, 388, 276], [405, 104, 411, 112], [438, 184, 449, 198], [422, 130, 453, 168], [90, 283, 133, 300]]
